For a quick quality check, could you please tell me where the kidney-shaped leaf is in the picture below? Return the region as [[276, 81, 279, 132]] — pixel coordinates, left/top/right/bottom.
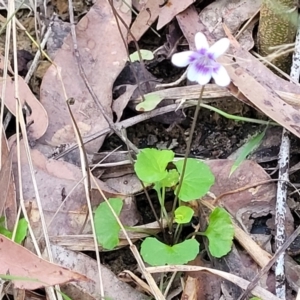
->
[[134, 149, 174, 183], [141, 237, 199, 266], [174, 159, 215, 202]]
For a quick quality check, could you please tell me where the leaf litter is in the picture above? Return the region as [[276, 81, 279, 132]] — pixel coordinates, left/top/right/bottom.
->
[[1, 0, 300, 299], [0, 235, 87, 290]]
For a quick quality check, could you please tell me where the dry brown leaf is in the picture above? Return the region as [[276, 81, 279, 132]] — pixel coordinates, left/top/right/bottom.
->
[[132, 0, 144, 11], [129, 0, 160, 43], [199, 0, 261, 50], [0, 235, 87, 289], [12, 141, 121, 238], [213, 244, 264, 299], [39, 0, 131, 156], [112, 84, 137, 122], [0, 55, 48, 141], [0, 132, 16, 230], [227, 65, 300, 138], [0, 133, 12, 216], [51, 0, 68, 16], [183, 256, 221, 300], [156, 0, 195, 30], [0, 76, 48, 141], [46, 17, 71, 59], [129, 0, 195, 42], [285, 255, 300, 292], [104, 169, 143, 195], [51, 244, 148, 300]]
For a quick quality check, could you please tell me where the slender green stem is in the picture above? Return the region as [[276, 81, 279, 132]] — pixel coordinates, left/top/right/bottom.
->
[[157, 185, 171, 231], [162, 186, 165, 207], [173, 223, 180, 243], [173, 223, 183, 244], [171, 86, 205, 239], [195, 102, 278, 126], [161, 186, 172, 230]]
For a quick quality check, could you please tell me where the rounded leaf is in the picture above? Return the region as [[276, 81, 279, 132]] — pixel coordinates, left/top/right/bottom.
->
[[174, 206, 194, 224], [135, 149, 174, 183], [174, 159, 215, 202]]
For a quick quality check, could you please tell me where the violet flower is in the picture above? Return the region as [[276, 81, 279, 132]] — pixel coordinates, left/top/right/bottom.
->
[[171, 32, 231, 87]]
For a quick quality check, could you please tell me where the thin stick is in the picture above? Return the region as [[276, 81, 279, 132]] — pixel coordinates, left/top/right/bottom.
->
[[171, 86, 205, 228], [67, 0, 105, 297], [273, 11, 300, 300], [66, 96, 104, 298], [274, 128, 289, 299]]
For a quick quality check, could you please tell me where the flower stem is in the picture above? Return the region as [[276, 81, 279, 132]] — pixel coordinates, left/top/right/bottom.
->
[[171, 86, 205, 235], [173, 223, 182, 244], [190, 102, 278, 126]]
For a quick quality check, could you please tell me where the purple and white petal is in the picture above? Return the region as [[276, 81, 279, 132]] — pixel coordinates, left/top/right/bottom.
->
[[187, 64, 199, 82], [187, 62, 212, 85], [171, 51, 194, 67], [171, 32, 231, 87], [211, 65, 231, 86], [195, 68, 212, 85], [208, 38, 230, 59], [195, 32, 209, 51]]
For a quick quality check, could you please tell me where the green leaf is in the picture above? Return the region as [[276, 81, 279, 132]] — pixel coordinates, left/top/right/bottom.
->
[[0, 226, 12, 239], [136, 93, 164, 111], [230, 128, 266, 176], [174, 159, 215, 202], [0, 218, 28, 244], [94, 198, 123, 250], [174, 206, 194, 224], [203, 208, 234, 258], [129, 50, 154, 62], [134, 148, 174, 183], [14, 218, 28, 244], [161, 169, 179, 188], [141, 237, 199, 266], [0, 217, 12, 239]]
